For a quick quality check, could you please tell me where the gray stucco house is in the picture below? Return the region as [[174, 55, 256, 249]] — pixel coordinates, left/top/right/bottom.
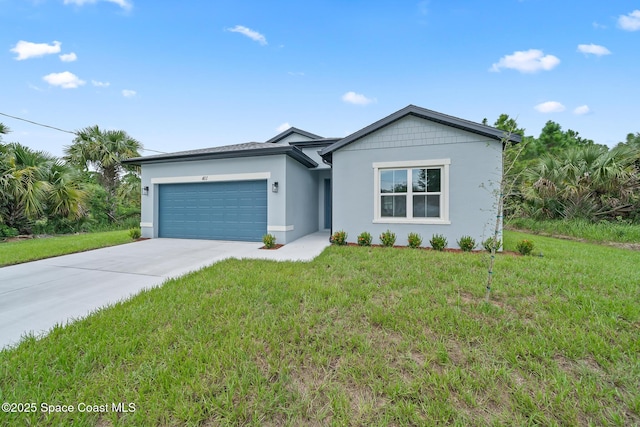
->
[[125, 105, 521, 246]]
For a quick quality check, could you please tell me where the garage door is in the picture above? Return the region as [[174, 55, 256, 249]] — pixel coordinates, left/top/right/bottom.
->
[[158, 180, 267, 241]]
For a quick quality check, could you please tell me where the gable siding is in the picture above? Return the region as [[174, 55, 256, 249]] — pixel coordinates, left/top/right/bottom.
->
[[342, 115, 490, 151]]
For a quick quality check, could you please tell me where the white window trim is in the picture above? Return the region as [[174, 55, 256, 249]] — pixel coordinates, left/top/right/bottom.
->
[[372, 159, 450, 224]]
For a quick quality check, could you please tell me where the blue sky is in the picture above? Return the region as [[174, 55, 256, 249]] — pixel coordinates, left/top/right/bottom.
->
[[1, 0, 639, 156]]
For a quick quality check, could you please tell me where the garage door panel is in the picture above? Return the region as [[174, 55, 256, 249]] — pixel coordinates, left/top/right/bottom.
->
[[158, 180, 267, 241]]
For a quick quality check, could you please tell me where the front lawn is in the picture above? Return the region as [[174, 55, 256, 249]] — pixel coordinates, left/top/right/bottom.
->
[[1, 231, 638, 425], [0, 230, 133, 266]]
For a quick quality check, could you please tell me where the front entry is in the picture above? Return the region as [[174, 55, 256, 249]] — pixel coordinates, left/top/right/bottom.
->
[[324, 178, 331, 229]]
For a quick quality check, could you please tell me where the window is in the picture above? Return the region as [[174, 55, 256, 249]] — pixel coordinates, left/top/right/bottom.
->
[[373, 159, 450, 224]]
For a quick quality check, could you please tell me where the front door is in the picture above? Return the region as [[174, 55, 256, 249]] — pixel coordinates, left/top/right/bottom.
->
[[324, 178, 331, 229]]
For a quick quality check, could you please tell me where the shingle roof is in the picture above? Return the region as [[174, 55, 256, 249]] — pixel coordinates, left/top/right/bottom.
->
[[123, 141, 318, 168]]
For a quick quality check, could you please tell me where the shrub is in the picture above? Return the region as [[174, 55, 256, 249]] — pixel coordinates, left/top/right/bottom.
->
[[262, 233, 277, 249], [331, 230, 348, 246], [457, 235, 476, 252], [482, 237, 502, 253], [379, 230, 396, 247], [357, 231, 372, 246], [407, 232, 422, 248], [129, 228, 142, 240], [0, 225, 19, 238], [429, 234, 447, 251], [516, 239, 535, 255]]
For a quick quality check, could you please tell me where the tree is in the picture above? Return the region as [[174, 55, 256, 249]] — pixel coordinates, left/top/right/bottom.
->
[[0, 143, 86, 232], [64, 126, 142, 222]]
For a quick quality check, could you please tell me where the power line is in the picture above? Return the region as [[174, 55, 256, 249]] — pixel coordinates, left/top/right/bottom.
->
[[0, 111, 167, 154], [0, 112, 76, 135]]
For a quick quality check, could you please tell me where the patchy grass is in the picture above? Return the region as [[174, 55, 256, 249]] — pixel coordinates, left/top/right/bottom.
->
[[508, 217, 640, 246], [0, 230, 134, 266], [0, 231, 638, 426]]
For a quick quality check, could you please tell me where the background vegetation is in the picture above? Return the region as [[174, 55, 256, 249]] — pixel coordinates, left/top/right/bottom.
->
[[0, 124, 142, 237]]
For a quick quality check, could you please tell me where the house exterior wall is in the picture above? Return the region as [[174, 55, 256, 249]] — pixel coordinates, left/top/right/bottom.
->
[[140, 155, 306, 243], [332, 115, 502, 247], [277, 133, 313, 145], [298, 146, 330, 170], [284, 156, 320, 242]]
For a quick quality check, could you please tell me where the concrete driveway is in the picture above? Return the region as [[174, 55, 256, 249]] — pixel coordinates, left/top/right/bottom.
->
[[0, 232, 329, 349]]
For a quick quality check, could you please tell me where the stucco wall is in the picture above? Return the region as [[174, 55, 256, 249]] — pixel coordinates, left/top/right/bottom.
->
[[332, 116, 503, 247], [140, 155, 292, 240], [284, 156, 319, 241]]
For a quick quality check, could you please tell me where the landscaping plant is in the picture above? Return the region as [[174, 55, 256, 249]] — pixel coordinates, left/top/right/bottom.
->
[[129, 228, 141, 240], [331, 230, 348, 246], [407, 232, 422, 248], [482, 236, 502, 253], [516, 239, 535, 255], [379, 229, 396, 247], [357, 231, 372, 246], [262, 233, 277, 249], [456, 235, 476, 252], [429, 233, 447, 251]]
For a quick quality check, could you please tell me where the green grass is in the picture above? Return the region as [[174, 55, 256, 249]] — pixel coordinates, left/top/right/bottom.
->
[[0, 230, 134, 266], [1, 231, 639, 426], [508, 217, 640, 245]]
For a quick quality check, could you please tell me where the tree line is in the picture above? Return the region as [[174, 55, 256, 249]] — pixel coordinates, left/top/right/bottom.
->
[[485, 115, 640, 223], [0, 123, 142, 237]]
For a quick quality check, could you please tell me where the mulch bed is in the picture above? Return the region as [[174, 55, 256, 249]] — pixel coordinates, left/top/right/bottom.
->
[[259, 244, 285, 250], [344, 242, 521, 256]]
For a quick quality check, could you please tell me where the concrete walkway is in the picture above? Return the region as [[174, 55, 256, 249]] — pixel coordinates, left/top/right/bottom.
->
[[0, 232, 330, 349]]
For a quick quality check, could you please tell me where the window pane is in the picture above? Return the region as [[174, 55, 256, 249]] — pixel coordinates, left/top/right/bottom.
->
[[426, 195, 440, 217], [393, 170, 407, 193], [380, 170, 394, 193], [393, 195, 406, 216], [413, 195, 426, 217], [427, 169, 441, 193], [412, 169, 426, 192], [381, 195, 406, 217]]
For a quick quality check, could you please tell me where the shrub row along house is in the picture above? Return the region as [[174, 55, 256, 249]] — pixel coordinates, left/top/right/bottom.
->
[[124, 105, 521, 246]]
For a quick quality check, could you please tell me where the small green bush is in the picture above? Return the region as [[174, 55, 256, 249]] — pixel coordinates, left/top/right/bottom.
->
[[262, 233, 277, 249], [457, 235, 476, 252], [129, 228, 142, 240], [482, 237, 502, 253], [429, 234, 447, 251], [379, 230, 396, 247], [0, 225, 19, 238], [407, 232, 422, 248], [516, 239, 535, 255], [331, 230, 348, 246], [357, 231, 372, 246]]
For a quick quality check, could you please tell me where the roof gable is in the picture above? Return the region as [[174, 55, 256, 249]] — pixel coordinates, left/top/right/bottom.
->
[[320, 105, 522, 158], [265, 127, 323, 144]]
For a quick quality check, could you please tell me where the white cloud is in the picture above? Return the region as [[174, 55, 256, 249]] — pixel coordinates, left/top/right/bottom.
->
[[122, 89, 136, 98], [11, 40, 61, 60], [535, 101, 566, 113], [577, 44, 611, 56], [63, 0, 132, 10], [574, 105, 591, 115], [276, 122, 291, 132], [42, 71, 85, 89], [618, 10, 640, 31], [92, 80, 110, 87], [490, 49, 560, 73], [227, 25, 267, 45], [59, 52, 78, 62], [592, 22, 607, 30], [342, 91, 375, 106]]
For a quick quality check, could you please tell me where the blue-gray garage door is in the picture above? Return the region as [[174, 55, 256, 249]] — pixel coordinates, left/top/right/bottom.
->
[[158, 180, 267, 241]]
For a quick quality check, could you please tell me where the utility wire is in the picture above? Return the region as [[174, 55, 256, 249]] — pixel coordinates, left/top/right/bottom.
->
[[0, 111, 167, 154]]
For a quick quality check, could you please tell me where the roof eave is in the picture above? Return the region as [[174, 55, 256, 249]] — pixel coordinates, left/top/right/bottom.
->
[[123, 146, 318, 168]]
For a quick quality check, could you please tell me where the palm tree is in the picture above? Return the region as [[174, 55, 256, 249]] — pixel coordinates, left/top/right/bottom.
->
[[0, 143, 87, 232], [64, 125, 142, 222], [522, 145, 639, 221]]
